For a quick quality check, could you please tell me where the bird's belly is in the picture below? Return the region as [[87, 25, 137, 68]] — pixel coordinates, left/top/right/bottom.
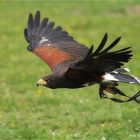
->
[[58, 81, 96, 89]]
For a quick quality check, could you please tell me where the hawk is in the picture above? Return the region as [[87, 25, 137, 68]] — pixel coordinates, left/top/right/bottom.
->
[[24, 11, 140, 103]]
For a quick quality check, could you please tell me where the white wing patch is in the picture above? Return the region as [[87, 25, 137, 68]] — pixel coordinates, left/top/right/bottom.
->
[[39, 37, 49, 45]]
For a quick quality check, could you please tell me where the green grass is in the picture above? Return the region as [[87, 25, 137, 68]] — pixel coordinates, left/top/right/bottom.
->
[[0, 1, 140, 140]]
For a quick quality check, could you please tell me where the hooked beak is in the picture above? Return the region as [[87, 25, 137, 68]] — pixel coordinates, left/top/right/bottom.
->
[[36, 79, 47, 87]]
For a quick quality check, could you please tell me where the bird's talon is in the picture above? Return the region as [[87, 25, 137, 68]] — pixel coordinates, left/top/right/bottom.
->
[[99, 92, 107, 99]]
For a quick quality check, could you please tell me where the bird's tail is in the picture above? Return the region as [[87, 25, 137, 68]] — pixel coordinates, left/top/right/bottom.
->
[[103, 68, 140, 84]]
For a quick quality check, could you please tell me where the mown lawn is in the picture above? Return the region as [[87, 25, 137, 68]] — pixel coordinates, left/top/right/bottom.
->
[[0, 1, 140, 140]]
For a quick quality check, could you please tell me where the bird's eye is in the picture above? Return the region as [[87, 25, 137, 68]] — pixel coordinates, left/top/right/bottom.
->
[[46, 79, 50, 82]]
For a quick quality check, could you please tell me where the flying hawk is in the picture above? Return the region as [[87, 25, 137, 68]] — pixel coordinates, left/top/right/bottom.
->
[[24, 11, 140, 103]]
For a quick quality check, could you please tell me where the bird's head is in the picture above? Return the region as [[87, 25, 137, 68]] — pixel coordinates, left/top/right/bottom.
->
[[36, 78, 48, 87], [36, 75, 59, 89]]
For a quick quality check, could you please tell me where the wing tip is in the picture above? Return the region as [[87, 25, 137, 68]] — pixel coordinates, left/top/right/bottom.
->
[[24, 28, 30, 43], [34, 10, 40, 28], [36, 10, 40, 15], [104, 32, 108, 38]]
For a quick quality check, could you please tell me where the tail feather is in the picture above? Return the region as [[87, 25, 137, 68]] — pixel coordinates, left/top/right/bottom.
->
[[103, 70, 140, 84], [115, 68, 130, 73], [112, 73, 140, 84]]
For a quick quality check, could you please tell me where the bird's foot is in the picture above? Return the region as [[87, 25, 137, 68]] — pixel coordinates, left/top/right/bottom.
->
[[99, 82, 140, 104], [99, 91, 107, 99]]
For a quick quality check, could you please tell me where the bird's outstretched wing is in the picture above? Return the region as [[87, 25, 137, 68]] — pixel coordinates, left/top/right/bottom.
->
[[65, 33, 132, 78], [24, 11, 89, 70]]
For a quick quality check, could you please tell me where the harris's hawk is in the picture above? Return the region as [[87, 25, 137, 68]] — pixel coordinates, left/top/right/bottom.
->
[[24, 11, 140, 103]]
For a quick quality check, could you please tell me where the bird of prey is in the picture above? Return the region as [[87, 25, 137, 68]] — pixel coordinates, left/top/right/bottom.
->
[[24, 11, 140, 103]]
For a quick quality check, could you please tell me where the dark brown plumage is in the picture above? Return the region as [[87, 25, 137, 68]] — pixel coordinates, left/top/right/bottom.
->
[[24, 11, 140, 103]]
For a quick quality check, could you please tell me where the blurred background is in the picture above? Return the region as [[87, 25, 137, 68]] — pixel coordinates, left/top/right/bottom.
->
[[0, 1, 140, 139]]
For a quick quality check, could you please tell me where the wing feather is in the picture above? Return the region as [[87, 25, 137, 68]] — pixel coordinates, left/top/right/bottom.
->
[[101, 36, 121, 54], [24, 11, 89, 70], [27, 14, 33, 35], [65, 34, 132, 78], [34, 11, 40, 29], [92, 33, 108, 55]]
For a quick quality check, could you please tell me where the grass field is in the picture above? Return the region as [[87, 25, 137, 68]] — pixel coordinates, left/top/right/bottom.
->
[[0, 1, 140, 140]]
